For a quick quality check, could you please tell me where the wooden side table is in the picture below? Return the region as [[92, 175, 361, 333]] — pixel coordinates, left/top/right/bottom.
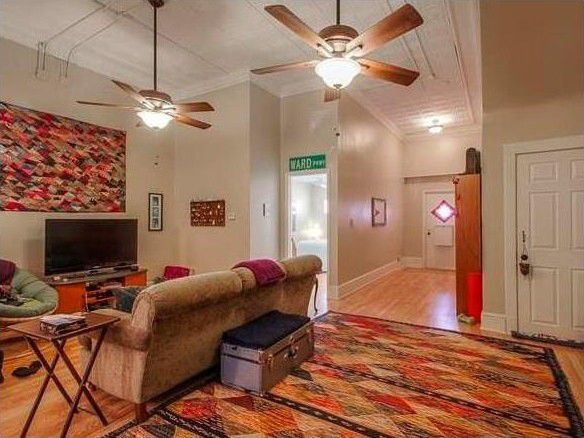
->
[[9, 313, 120, 438]]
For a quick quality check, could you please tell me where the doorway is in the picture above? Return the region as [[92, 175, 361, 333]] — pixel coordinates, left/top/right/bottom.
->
[[288, 172, 328, 271], [515, 148, 584, 341], [423, 190, 456, 270], [504, 135, 584, 342]]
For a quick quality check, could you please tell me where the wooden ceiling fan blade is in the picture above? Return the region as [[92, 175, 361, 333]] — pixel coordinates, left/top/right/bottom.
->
[[76, 101, 140, 110], [251, 60, 319, 75], [173, 113, 211, 129], [111, 80, 153, 108], [346, 4, 423, 57], [359, 59, 419, 86], [324, 88, 341, 102], [173, 102, 214, 113], [265, 5, 333, 52]]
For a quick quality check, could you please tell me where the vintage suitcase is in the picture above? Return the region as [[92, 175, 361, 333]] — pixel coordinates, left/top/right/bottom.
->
[[221, 310, 314, 395]]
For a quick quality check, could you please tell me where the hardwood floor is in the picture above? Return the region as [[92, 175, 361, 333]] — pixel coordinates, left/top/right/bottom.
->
[[0, 268, 582, 437]]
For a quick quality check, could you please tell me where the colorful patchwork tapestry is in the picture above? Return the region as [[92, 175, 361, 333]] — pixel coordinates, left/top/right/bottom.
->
[[0, 101, 126, 212], [107, 312, 584, 438]]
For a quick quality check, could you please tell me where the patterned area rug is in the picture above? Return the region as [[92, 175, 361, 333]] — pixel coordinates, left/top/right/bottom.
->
[[106, 312, 584, 437]]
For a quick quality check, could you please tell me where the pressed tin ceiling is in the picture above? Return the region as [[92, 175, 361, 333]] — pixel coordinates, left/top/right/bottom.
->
[[0, 0, 481, 136]]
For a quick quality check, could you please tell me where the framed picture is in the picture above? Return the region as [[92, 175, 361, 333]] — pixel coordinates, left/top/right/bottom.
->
[[371, 197, 387, 227], [148, 193, 163, 231]]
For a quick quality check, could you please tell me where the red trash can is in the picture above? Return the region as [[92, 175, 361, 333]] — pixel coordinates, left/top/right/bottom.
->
[[467, 272, 483, 322]]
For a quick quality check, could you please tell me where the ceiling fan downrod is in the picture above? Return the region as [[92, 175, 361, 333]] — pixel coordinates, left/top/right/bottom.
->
[[153, 3, 158, 91]]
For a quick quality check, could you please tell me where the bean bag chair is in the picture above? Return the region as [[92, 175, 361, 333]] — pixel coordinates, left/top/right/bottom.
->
[[0, 268, 58, 321]]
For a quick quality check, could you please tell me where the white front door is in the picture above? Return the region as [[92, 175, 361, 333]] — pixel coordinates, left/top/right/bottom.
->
[[424, 191, 456, 270], [516, 148, 584, 341]]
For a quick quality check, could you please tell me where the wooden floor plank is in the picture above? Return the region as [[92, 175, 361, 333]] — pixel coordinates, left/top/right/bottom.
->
[[0, 268, 582, 437]]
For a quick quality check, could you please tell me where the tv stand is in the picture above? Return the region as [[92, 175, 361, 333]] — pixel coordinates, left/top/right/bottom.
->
[[45, 269, 147, 313]]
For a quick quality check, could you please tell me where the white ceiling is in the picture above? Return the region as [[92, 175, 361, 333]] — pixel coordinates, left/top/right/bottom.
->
[[0, 0, 482, 137]]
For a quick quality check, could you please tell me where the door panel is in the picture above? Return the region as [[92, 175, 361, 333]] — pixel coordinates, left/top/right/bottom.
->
[[529, 192, 558, 249], [517, 147, 584, 341], [572, 191, 584, 250], [529, 267, 558, 325], [572, 269, 584, 329]]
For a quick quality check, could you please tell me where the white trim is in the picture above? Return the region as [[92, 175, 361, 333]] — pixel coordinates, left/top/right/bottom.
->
[[480, 312, 507, 334], [329, 260, 402, 300], [422, 189, 455, 269], [400, 256, 423, 268], [503, 135, 584, 334]]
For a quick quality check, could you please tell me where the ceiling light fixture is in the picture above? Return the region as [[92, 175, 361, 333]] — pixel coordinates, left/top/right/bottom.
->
[[76, 0, 214, 130], [315, 57, 361, 89], [137, 110, 173, 129], [428, 120, 443, 134], [251, 1, 423, 102]]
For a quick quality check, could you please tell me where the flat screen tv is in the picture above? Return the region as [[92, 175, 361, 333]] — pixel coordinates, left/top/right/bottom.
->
[[45, 219, 138, 276]]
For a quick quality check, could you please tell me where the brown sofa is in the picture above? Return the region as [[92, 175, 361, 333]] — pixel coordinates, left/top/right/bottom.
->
[[79, 255, 320, 420]]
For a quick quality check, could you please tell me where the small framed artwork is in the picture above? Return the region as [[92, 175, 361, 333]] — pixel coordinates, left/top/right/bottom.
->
[[191, 200, 226, 226], [148, 193, 163, 231], [371, 197, 387, 227]]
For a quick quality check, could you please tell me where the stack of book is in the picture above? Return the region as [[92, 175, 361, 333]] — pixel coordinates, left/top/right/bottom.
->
[[39, 314, 87, 335]]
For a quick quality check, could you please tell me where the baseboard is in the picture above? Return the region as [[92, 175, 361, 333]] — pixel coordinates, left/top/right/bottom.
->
[[480, 312, 507, 334], [400, 256, 423, 268], [330, 260, 402, 300]]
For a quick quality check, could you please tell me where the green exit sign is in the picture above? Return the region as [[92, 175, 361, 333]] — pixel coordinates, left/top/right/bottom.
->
[[289, 154, 326, 172]]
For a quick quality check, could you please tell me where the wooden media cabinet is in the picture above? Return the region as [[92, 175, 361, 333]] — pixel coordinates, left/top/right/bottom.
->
[[46, 269, 147, 313]]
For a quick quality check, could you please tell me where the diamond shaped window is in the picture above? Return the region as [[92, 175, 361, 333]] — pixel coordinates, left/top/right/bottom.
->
[[431, 200, 455, 223]]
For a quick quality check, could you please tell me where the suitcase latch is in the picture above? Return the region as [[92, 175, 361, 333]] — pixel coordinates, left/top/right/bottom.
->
[[285, 345, 299, 360], [266, 353, 274, 370]]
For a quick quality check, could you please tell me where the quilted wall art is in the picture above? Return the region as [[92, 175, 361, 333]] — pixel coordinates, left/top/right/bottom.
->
[[0, 101, 126, 212]]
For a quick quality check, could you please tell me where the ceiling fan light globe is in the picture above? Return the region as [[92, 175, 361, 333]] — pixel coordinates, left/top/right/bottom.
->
[[137, 110, 173, 129], [315, 58, 361, 90]]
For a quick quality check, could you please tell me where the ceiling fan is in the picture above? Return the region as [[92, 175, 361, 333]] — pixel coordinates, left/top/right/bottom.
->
[[251, 0, 423, 102], [77, 0, 214, 130]]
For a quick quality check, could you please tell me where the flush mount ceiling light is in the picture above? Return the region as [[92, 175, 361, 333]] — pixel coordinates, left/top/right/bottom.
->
[[315, 57, 361, 89], [251, 0, 423, 102], [76, 0, 214, 130], [428, 120, 443, 134]]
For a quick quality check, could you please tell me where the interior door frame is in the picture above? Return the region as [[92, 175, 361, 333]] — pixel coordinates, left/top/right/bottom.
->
[[503, 135, 584, 333], [422, 189, 455, 269], [285, 168, 330, 264]]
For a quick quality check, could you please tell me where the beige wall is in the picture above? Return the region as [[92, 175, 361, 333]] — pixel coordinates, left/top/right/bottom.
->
[[337, 95, 403, 284], [250, 83, 280, 259], [404, 130, 480, 177], [0, 38, 178, 278], [481, 1, 584, 313], [280, 90, 339, 283], [173, 82, 251, 273]]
